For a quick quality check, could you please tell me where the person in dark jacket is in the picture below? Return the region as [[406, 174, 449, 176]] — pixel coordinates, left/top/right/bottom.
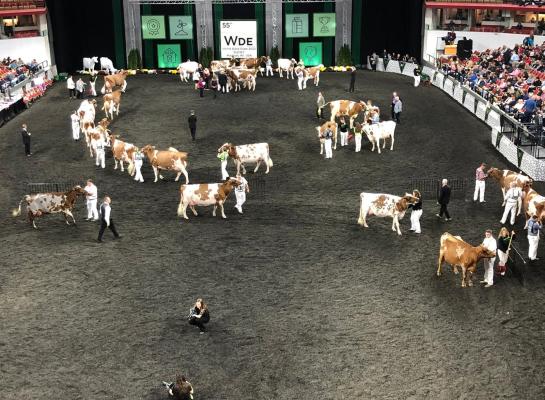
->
[[97, 196, 120, 242], [21, 123, 31, 156], [188, 110, 197, 141], [349, 67, 356, 92], [188, 298, 209, 333], [436, 178, 452, 221]]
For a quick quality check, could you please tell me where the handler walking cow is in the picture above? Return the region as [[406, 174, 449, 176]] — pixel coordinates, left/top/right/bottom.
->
[[177, 178, 240, 219], [357, 192, 418, 235]]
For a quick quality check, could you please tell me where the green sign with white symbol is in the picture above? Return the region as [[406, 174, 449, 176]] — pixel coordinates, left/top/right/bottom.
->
[[142, 15, 166, 39], [313, 13, 336, 37], [299, 42, 322, 66], [169, 15, 193, 40], [285, 14, 309, 38], [157, 44, 181, 68]]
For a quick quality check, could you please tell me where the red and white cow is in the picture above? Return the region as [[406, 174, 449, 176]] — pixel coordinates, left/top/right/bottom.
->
[[11, 185, 87, 229], [487, 167, 532, 211], [329, 100, 368, 128], [87, 119, 111, 158], [357, 192, 417, 235], [177, 178, 240, 220], [218, 142, 273, 175], [101, 70, 128, 94], [77, 99, 97, 143], [522, 185, 545, 227], [110, 134, 136, 174], [102, 90, 122, 120], [316, 121, 338, 152], [141, 145, 189, 183], [362, 121, 396, 153], [437, 232, 497, 287], [304, 64, 323, 86]]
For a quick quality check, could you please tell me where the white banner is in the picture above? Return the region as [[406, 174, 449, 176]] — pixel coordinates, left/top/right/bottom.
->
[[377, 58, 385, 72], [475, 101, 488, 121], [453, 85, 464, 104], [486, 109, 502, 131], [443, 78, 454, 97], [385, 60, 401, 74], [463, 92, 476, 113], [433, 72, 444, 88], [402, 62, 417, 77], [220, 20, 257, 58]]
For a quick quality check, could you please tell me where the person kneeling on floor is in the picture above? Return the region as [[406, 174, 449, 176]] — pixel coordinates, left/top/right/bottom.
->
[[162, 374, 194, 400], [188, 298, 209, 334]]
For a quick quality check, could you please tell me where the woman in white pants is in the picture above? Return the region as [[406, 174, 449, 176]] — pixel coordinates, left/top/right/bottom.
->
[[133, 148, 144, 183], [500, 182, 521, 225], [84, 179, 99, 221], [95, 139, 106, 168], [339, 117, 349, 147], [322, 127, 333, 159], [218, 148, 229, 180], [527, 215, 542, 261], [71, 111, 80, 141], [354, 122, 363, 152], [234, 174, 249, 214], [409, 190, 422, 234], [480, 229, 497, 288], [265, 56, 273, 76]]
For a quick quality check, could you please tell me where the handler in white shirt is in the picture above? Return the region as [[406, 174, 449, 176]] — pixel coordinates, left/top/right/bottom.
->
[[480, 229, 497, 288], [500, 182, 522, 225], [84, 179, 99, 221], [235, 173, 249, 214], [71, 111, 80, 141]]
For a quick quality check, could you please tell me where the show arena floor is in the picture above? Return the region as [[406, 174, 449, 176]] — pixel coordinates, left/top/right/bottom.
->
[[1, 71, 544, 399]]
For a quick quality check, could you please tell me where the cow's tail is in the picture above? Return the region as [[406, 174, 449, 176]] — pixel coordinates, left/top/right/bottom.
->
[[357, 194, 365, 226], [11, 198, 24, 217], [267, 156, 273, 167], [100, 85, 106, 94], [177, 193, 185, 217]]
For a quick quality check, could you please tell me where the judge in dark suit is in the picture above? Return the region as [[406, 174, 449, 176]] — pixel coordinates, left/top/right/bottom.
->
[[349, 67, 356, 92], [436, 178, 452, 221], [187, 110, 197, 141], [97, 196, 120, 242], [21, 123, 31, 156]]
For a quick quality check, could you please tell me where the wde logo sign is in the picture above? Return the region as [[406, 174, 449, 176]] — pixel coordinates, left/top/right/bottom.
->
[[220, 20, 257, 58]]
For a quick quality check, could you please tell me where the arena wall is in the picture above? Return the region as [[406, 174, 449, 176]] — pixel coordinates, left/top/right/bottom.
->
[[0, 36, 51, 65]]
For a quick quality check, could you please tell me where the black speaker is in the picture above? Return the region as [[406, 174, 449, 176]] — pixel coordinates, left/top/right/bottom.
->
[[457, 39, 473, 59]]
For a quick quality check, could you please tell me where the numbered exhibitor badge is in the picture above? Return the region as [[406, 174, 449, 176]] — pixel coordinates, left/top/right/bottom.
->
[[299, 42, 322, 66], [169, 16, 193, 40], [142, 15, 166, 39], [157, 44, 181, 68], [313, 13, 336, 37]]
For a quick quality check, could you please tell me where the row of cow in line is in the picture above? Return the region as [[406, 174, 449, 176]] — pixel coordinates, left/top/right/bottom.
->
[[176, 58, 322, 92]]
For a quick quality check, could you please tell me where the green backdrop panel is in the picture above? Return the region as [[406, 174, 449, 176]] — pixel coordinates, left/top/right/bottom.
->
[[300, 42, 322, 66], [142, 15, 166, 39], [285, 14, 308, 38], [313, 13, 336, 37], [169, 15, 193, 40], [157, 44, 181, 68]]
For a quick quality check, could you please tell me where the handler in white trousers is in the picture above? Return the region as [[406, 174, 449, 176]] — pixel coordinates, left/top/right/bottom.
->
[[409, 190, 422, 234], [71, 111, 80, 141], [265, 57, 273, 77], [500, 182, 522, 225], [473, 162, 487, 203], [133, 148, 144, 183], [528, 214, 542, 261], [218, 148, 229, 180], [84, 179, 99, 221], [297, 68, 305, 90], [480, 229, 497, 288], [354, 122, 363, 152], [95, 138, 106, 168], [339, 118, 349, 147], [322, 127, 333, 159], [235, 173, 249, 214]]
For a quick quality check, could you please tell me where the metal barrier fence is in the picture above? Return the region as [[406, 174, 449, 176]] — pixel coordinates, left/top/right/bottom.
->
[[27, 182, 82, 194], [409, 177, 470, 200]]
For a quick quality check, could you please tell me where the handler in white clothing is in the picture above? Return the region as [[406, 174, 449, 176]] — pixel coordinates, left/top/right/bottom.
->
[[133, 148, 144, 183], [84, 179, 99, 221], [265, 56, 273, 77], [218, 148, 229, 180], [71, 111, 80, 141], [95, 138, 106, 168], [235, 173, 249, 214], [480, 229, 497, 288], [322, 127, 333, 159], [296, 68, 305, 90], [500, 182, 522, 225]]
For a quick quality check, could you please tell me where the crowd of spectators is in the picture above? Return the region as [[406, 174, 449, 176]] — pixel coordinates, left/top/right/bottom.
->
[[439, 36, 545, 134], [368, 50, 418, 71], [1, 56, 41, 94]]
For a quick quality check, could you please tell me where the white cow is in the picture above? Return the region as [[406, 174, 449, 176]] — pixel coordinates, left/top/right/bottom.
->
[[177, 60, 199, 82], [83, 57, 98, 73], [362, 121, 396, 153], [277, 58, 296, 79], [100, 57, 117, 74], [77, 100, 97, 144], [218, 142, 273, 175], [357, 192, 417, 235], [177, 178, 240, 219]]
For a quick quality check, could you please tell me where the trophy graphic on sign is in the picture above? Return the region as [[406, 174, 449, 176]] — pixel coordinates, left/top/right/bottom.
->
[[319, 16, 330, 33], [147, 18, 161, 36], [176, 19, 188, 36]]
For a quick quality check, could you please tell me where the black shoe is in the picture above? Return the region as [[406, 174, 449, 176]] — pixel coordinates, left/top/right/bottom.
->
[[96, 239, 103, 243], [114, 235, 121, 240]]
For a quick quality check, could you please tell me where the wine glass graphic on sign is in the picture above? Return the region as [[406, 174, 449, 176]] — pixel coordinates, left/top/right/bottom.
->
[[319, 16, 330, 33], [147, 18, 161, 36]]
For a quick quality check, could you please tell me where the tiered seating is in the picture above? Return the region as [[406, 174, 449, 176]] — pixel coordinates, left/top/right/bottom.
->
[[22, 77, 52, 104]]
